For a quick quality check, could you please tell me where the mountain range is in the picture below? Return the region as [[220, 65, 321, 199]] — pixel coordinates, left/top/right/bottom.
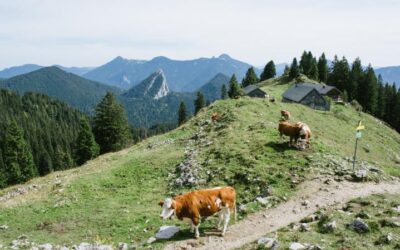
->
[[0, 67, 119, 113], [0, 64, 94, 78], [83, 54, 260, 91], [375, 66, 400, 87]]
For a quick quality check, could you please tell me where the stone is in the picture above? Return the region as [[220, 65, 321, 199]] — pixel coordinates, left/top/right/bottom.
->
[[38, 243, 53, 250], [147, 237, 156, 244], [256, 197, 269, 205], [289, 242, 306, 250], [0, 224, 8, 230], [301, 200, 310, 207], [118, 242, 128, 250], [155, 226, 180, 239], [257, 237, 278, 249], [324, 221, 337, 232], [350, 218, 369, 233]]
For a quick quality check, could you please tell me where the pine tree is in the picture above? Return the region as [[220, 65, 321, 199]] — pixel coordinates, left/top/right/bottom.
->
[[260, 60, 276, 81], [178, 101, 187, 125], [228, 74, 242, 98], [0, 149, 6, 188], [309, 58, 319, 80], [241, 67, 259, 87], [283, 65, 290, 75], [93, 92, 132, 154], [75, 117, 100, 165], [328, 56, 350, 92], [360, 65, 378, 114], [289, 58, 300, 79], [221, 84, 228, 99], [317, 53, 329, 83], [376, 76, 386, 119], [348, 58, 363, 101], [3, 120, 35, 184], [194, 92, 205, 115], [299, 51, 314, 77]]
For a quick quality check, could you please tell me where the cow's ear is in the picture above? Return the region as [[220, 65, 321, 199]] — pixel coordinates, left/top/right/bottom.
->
[[158, 200, 164, 207]]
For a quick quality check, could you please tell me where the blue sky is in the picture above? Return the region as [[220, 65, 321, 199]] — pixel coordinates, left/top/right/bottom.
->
[[0, 0, 399, 69]]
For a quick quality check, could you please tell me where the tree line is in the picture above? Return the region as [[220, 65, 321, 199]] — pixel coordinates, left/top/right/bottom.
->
[[181, 51, 400, 133]]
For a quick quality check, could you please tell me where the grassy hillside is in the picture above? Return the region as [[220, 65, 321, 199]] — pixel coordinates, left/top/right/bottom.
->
[[1, 76, 399, 248]]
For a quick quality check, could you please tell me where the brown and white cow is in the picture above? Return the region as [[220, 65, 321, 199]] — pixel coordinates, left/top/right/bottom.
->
[[278, 121, 300, 146], [158, 187, 236, 238], [296, 122, 311, 149]]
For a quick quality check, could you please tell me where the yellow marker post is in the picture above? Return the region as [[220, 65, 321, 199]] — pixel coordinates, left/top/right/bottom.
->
[[353, 121, 365, 171]]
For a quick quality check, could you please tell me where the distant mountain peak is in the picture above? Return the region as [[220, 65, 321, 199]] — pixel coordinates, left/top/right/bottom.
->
[[123, 70, 170, 99], [218, 54, 232, 60]]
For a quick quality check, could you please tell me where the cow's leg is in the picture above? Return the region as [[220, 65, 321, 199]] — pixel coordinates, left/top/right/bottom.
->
[[221, 206, 231, 236], [192, 217, 200, 238], [279, 132, 283, 143], [217, 211, 223, 230], [190, 221, 195, 233]]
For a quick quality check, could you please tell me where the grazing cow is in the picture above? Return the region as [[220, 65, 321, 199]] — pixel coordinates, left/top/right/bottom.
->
[[278, 121, 300, 146], [211, 112, 220, 122], [281, 110, 291, 120], [296, 122, 311, 149], [159, 187, 236, 238]]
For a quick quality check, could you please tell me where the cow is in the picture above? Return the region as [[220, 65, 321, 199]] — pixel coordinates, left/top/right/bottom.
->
[[281, 110, 291, 121], [296, 122, 311, 149], [159, 187, 236, 238], [278, 121, 301, 147]]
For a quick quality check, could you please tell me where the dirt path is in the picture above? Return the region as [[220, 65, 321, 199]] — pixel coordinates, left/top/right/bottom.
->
[[164, 178, 400, 250]]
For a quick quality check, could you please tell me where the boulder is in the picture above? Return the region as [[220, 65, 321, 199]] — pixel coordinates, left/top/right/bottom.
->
[[350, 218, 369, 233], [257, 237, 278, 249], [38, 243, 53, 250], [155, 226, 180, 239], [147, 237, 156, 244], [289, 242, 306, 250], [323, 221, 337, 232], [0, 225, 8, 230], [118, 242, 128, 250]]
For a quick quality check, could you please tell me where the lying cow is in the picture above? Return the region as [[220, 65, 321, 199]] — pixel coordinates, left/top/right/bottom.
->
[[159, 187, 236, 238], [281, 110, 291, 121]]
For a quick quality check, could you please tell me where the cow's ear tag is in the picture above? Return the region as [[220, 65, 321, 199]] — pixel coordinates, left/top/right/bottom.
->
[[158, 200, 164, 207]]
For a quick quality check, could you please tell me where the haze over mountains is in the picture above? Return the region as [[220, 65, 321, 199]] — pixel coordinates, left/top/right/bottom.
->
[[83, 54, 260, 91]]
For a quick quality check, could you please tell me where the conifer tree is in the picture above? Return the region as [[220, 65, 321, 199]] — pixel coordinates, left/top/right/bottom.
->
[[0, 149, 6, 188], [348, 58, 362, 101], [242, 67, 259, 87], [194, 92, 205, 115], [221, 84, 228, 99], [309, 58, 319, 80], [317, 53, 329, 83], [299, 51, 314, 76], [283, 65, 290, 76], [178, 101, 187, 125], [289, 58, 300, 79], [376, 77, 386, 119], [75, 117, 99, 165], [3, 120, 35, 184], [328, 56, 350, 92], [260, 60, 276, 81], [93, 92, 132, 154], [228, 74, 242, 98], [360, 65, 378, 114]]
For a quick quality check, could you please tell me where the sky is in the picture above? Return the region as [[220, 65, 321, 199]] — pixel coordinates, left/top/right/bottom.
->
[[0, 0, 399, 69]]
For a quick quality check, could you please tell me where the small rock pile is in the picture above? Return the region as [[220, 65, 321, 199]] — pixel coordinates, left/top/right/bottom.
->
[[0, 184, 41, 202], [147, 138, 175, 149]]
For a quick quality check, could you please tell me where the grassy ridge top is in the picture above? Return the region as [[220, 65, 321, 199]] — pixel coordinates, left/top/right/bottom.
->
[[0, 76, 399, 248]]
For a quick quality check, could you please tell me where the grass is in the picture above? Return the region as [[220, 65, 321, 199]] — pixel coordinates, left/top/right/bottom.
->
[[1, 75, 400, 248], [241, 193, 400, 250]]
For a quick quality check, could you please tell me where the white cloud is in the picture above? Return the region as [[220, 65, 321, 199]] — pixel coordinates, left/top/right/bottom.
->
[[0, 0, 399, 68]]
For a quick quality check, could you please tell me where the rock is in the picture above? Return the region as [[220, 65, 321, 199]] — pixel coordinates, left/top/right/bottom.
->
[[38, 243, 53, 250], [300, 214, 318, 223], [155, 226, 180, 239], [147, 237, 156, 244], [289, 242, 306, 250], [0, 224, 8, 230], [293, 223, 309, 232], [308, 245, 323, 250], [72, 243, 112, 250], [301, 200, 310, 207], [256, 197, 269, 205], [392, 206, 400, 213], [257, 237, 278, 249], [118, 242, 128, 250], [350, 218, 370, 233], [352, 170, 368, 181], [323, 221, 337, 232], [376, 233, 393, 245]]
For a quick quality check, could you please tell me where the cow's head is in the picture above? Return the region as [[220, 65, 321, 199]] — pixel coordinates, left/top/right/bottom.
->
[[159, 198, 175, 220]]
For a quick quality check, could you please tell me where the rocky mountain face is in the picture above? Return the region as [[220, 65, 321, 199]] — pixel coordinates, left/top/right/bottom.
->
[[122, 70, 170, 99], [83, 54, 260, 91]]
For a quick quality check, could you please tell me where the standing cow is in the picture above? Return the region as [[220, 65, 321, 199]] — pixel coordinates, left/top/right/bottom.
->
[[159, 187, 236, 238], [296, 122, 311, 149]]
